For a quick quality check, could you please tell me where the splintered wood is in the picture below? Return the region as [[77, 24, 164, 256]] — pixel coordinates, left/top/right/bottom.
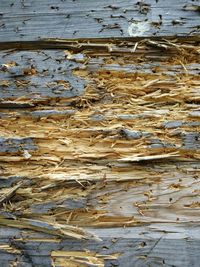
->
[[0, 38, 200, 266], [51, 250, 118, 267]]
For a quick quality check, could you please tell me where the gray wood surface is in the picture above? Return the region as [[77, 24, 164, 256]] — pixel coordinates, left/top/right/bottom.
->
[[0, 1, 200, 264], [0, 224, 200, 267], [0, 49, 85, 100], [0, 0, 200, 42]]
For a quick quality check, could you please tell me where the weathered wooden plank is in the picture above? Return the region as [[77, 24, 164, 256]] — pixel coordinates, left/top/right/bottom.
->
[[0, 225, 200, 267], [0, 0, 200, 42], [0, 38, 199, 103], [0, 49, 85, 101], [0, 38, 200, 265], [1, 160, 200, 226], [0, 40, 199, 220]]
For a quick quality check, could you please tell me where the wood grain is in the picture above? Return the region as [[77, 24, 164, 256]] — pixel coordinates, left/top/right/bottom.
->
[[0, 225, 200, 267], [0, 0, 200, 42], [0, 37, 200, 265]]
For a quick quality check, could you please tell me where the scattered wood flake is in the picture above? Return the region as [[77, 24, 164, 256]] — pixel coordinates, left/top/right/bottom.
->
[[0, 244, 21, 254], [51, 250, 119, 267], [118, 152, 180, 162]]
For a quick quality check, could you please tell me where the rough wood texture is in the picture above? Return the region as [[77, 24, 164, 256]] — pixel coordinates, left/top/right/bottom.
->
[[0, 225, 200, 267], [0, 0, 200, 42], [0, 37, 200, 266]]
